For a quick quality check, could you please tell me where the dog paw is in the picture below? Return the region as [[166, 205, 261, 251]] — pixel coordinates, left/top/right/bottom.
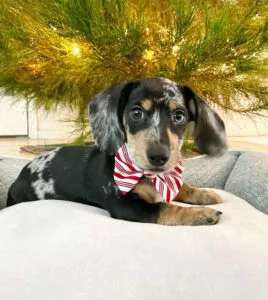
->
[[181, 207, 222, 226], [196, 190, 223, 205]]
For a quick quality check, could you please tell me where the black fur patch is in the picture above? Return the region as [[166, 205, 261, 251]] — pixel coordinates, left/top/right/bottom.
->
[[31, 171, 39, 181], [42, 168, 50, 182], [7, 77, 227, 225]]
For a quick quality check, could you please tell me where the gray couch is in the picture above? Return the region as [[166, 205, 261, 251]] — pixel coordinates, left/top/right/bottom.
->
[[0, 151, 268, 300]]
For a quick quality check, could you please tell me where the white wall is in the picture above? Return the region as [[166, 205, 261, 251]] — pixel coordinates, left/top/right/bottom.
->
[[1, 94, 267, 139], [21, 106, 268, 139], [219, 111, 268, 137], [0, 94, 79, 139], [0, 95, 28, 136], [27, 104, 76, 139]]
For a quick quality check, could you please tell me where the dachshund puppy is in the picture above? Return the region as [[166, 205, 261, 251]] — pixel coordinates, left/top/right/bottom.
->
[[7, 78, 226, 225]]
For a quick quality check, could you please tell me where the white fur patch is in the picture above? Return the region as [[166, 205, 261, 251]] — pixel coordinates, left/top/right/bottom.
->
[[148, 111, 161, 141], [102, 181, 120, 196], [90, 95, 122, 150], [152, 111, 160, 127], [207, 109, 226, 139], [206, 109, 218, 131], [28, 148, 60, 199], [89, 84, 126, 154], [203, 108, 226, 155], [160, 78, 179, 94], [159, 78, 184, 105]]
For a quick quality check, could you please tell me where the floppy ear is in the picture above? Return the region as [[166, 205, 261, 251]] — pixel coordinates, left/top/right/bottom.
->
[[181, 86, 227, 156], [89, 81, 134, 155]]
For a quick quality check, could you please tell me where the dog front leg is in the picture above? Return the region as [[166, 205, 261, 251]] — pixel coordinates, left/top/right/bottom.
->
[[109, 193, 222, 226], [173, 183, 223, 205], [157, 203, 222, 225]]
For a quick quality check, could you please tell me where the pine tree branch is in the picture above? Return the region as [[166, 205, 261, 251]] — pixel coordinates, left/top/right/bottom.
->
[[0, 0, 267, 138]]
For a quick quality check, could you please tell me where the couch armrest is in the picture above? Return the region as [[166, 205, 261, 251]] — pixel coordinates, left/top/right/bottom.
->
[[0, 156, 31, 209], [224, 151, 268, 214], [182, 151, 240, 189]]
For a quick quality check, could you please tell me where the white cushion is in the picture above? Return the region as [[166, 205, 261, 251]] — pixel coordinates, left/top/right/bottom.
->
[[0, 190, 268, 300]]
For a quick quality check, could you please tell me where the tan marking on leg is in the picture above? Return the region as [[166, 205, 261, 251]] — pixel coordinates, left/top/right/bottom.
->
[[140, 99, 152, 111], [174, 183, 223, 205], [157, 203, 222, 226], [133, 178, 163, 203]]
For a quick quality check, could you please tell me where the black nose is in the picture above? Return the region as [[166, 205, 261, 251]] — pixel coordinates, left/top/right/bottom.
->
[[147, 145, 170, 167]]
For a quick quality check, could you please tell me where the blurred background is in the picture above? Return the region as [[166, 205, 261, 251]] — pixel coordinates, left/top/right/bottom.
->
[[0, 0, 267, 158]]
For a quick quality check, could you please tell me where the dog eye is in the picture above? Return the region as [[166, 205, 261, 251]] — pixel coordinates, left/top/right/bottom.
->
[[172, 110, 186, 124], [130, 106, 144, 120]]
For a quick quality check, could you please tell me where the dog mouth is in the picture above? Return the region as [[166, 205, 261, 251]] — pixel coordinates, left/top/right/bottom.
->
[[145, 158, 181, 174], [146, 166, 169, 174]]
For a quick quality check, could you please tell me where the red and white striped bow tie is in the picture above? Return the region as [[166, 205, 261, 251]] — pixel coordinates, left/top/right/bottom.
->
[[113, 144, 183, 203]]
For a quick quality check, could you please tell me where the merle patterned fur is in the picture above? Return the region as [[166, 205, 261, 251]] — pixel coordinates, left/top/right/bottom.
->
[[7, 78, 226, 224]]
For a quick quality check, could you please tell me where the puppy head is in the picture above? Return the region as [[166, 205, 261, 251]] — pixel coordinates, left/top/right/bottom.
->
[[89, 77, 226, 171]]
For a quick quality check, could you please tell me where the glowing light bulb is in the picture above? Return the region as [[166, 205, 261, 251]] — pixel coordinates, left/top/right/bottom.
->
[[172, 45, 180, 52], [73, 44, 80, 56], [50, 25, 57, 31]]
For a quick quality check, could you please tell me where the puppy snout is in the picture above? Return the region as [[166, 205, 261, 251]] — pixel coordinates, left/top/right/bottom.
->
[[147, 145, 170, 167]]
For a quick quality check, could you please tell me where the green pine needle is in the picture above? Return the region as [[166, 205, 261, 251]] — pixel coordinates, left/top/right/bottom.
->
[[0, 0, 267, 139]]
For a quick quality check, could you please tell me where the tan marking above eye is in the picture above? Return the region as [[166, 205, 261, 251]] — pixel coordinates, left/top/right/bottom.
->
[[168, 99, 183, 112], [168, 99, 184, 112], [140, 99, 153, 111]]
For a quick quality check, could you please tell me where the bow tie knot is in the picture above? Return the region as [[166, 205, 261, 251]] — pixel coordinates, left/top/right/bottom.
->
[[113, 144, 183, 202]]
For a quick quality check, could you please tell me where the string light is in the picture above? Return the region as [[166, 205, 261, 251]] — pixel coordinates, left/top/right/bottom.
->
[[172, 45, 180, 53], [50, 25, 57, 31], [73, 44, 80, 56]]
